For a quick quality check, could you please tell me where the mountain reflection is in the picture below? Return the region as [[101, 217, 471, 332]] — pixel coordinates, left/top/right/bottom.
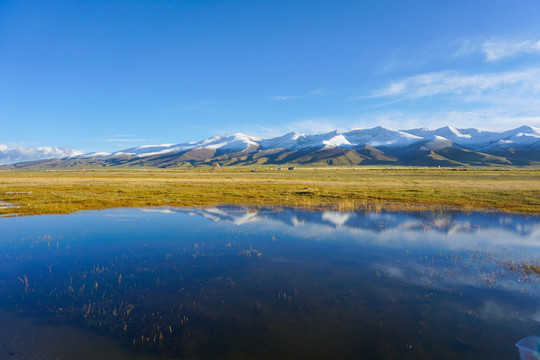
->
[[146, 205, 540, 237], [1, 206, 539, 359]]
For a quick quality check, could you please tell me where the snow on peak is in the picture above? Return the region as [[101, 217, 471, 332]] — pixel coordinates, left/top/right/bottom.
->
[[493, 125, 540, 148], [343, 127, 423, 148], [435, 126, 471, 139], [288, 132, 305, 140], [259, 132, 308, 149], [323, 134, 352, 148], [198, 133, 261, 151], [137, 144, 175, 149], [512, 125, 540, 134], [506, 125, 540, 139], [69, 125, 540, 161], [110, 143, 181, 157], [78, 152, 111, 159]]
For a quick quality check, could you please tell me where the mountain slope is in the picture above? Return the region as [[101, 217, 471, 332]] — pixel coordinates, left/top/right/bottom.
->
[[2, 125, 539, 169]]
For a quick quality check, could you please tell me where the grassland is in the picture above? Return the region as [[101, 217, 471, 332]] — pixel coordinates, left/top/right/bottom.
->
[[1, 167, 539, 216]]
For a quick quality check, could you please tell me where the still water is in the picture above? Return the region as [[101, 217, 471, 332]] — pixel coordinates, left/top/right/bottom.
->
[[0, 206, 539, 359]]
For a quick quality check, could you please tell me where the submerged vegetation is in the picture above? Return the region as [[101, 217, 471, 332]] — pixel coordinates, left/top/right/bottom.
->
[[1, 207, 539, 358], [524, 263, 540, 275], [0, 229, 285, 358], [0, 167, 539, 216]]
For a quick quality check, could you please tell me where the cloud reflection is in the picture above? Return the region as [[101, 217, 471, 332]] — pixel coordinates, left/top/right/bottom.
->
[[160, 206, 540, 252]]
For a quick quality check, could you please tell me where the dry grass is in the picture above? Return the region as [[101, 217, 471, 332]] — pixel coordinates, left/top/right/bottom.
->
[[0, 167, 539, 216]]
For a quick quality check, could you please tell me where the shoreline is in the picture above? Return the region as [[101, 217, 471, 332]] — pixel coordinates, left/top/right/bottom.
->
[[1, 168, 539, 216]]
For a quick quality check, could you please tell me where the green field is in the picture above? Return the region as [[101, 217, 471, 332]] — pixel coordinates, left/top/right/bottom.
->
[[1, 167, 540, 216]]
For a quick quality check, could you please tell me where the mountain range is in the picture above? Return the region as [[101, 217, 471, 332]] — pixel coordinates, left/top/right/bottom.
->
[[3, 125, 540, 169]]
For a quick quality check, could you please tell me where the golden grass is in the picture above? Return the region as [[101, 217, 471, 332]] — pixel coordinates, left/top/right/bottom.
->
[[0, 167, 539, 216]]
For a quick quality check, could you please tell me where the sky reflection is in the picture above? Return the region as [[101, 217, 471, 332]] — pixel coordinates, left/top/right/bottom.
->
[[0, 206, 539, 359]]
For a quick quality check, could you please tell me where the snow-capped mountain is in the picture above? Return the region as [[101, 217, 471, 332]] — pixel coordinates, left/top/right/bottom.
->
[[106, 133, 262, 158], [3, 125, 540, 168], [403, 125, 540, 151], [73, 125, 538, 161], [97, 125, 539, 159]]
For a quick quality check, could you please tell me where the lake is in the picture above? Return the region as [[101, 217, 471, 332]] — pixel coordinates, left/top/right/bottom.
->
[[1, 206, 539, 359]]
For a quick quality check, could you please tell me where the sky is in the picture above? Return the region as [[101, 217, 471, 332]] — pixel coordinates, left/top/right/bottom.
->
[[1, 0, 540, 156]]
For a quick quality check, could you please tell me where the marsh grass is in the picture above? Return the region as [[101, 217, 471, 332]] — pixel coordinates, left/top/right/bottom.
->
[[0, 167, 539, 216], [524, 264, 540, 275]]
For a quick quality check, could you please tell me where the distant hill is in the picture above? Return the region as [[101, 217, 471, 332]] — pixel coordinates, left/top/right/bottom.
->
[[3, 125, 540, 169]]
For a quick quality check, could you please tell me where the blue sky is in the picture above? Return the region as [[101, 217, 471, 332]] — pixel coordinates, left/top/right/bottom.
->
[[1, 0, 540, 154]]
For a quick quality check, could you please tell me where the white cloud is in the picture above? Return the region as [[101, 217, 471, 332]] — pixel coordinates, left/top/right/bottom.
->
[[371, 68, 540, 100], [0, 145, 83, 165], [362, 35, 540, 130], [364, 66, 540, 130], [455, 37, 540, 62], [482, 39, 540, 61]]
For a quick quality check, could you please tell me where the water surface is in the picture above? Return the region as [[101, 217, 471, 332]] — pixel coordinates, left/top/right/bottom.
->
[[1, 206, 539, 359]]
